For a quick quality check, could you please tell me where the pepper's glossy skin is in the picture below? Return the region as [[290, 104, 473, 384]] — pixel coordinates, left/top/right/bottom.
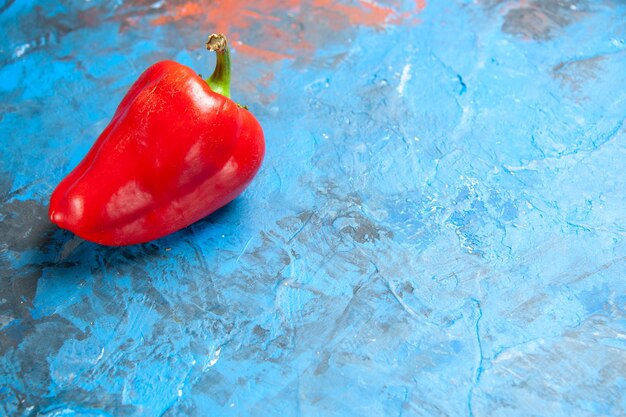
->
[[49, 60, 265, 245]]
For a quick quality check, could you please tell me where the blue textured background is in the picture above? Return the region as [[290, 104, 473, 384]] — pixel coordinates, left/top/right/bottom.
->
[[1, 1, 626, 416]]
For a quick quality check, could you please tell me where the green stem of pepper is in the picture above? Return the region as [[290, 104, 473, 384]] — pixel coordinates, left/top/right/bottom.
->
[[205, 33, 231, 99]]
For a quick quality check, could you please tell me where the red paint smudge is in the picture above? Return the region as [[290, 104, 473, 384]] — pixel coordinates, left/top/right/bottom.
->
[[150, 0, 427, 61]]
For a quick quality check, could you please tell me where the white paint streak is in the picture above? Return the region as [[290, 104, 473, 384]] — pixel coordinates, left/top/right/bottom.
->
[[13, 43, 31, 58], [94, 347, 105, 364], [203, 347, 221, 371], [237, 237, 254, 263], [397, 64, 412, 96]]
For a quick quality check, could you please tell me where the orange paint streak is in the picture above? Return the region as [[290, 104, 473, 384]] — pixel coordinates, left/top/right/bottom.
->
[[313, 0, 393, 27], [235, 43, 293, 62], [240, 9, 281, 22], [151, 2, 203, 26]]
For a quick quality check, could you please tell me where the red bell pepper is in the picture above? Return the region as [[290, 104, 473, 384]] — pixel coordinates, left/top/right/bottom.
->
[[49, 34, 265, 246]]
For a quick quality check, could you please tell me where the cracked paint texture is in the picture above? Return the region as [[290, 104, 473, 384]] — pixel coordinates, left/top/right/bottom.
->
[[1, 0, 626, 416]]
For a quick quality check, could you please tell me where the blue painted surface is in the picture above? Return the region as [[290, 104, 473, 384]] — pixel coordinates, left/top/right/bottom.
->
[[1, 1, 626, 416]]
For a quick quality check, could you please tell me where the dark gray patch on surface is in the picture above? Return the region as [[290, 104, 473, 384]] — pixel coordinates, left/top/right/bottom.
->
[[552, 55, 604, 92], [332, 210, 391, 244], [0, 267, 41, 322], [0, 199, 55, 252], [495, 0, 590, 40]]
